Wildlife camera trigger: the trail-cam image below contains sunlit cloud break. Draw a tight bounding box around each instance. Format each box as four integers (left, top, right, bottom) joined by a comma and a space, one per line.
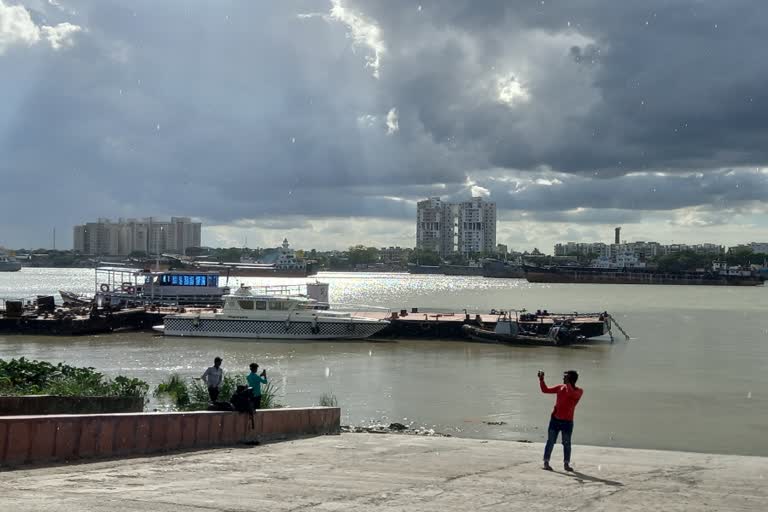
329, 0, 386, 78
0, 0, 82, 54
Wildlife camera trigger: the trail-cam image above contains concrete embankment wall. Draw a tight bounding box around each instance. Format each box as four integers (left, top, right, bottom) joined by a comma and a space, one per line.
0, 395, 144, 416
0, 407, 340, 468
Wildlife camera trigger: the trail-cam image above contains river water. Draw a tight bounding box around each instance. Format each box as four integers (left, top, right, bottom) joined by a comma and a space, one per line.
2, 268, 767, 456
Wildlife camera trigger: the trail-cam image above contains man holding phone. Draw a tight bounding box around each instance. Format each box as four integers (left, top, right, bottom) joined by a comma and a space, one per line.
247, 363, 268, 409
538, 369, 583, 471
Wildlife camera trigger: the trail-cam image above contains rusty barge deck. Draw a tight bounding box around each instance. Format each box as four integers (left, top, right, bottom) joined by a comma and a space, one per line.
0, 304, 608, 340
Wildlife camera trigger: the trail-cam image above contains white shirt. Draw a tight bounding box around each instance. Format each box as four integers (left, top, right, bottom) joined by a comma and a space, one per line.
201, 366, 224, 388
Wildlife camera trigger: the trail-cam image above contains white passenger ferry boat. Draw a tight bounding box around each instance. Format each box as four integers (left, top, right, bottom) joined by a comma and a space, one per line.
156, 283, 389, 340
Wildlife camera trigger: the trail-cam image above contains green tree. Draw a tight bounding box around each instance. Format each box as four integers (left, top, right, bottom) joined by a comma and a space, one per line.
408, 249, 441, 266
726, 246, 754, 267
654, 250, 712, 272
215, 247, 244, 263
445, 252, 469, 265
347, 245, 380, 265
185, 246, 208, 257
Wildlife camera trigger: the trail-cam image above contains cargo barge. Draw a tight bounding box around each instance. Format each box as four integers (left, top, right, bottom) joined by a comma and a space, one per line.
524, 265, 765, 286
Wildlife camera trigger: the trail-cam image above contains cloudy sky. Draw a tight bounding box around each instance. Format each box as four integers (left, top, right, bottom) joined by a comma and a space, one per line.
1, 0, 767, 252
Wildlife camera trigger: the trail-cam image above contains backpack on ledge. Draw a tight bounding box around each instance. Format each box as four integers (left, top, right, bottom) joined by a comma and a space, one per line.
208, 401, 235, 412
231, 385, 254, 414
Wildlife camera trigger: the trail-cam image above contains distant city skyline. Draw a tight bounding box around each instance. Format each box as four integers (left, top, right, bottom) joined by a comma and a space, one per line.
0, 210, 768, 253
73, 217, 201, 256
2, 2, 768, 251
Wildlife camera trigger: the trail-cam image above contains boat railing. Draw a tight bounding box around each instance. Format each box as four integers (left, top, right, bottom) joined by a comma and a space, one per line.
303, 302, 390, 314
244, 284, 312, 296
98, 292, 224, 307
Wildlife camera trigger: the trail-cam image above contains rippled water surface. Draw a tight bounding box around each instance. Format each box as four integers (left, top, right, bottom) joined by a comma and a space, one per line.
2, 268, 768, 456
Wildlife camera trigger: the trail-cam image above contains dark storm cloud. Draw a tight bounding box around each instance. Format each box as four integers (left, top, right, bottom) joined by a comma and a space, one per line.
478, 169, 768, 213
1, 0, 767, 248
350, 0, 768, 175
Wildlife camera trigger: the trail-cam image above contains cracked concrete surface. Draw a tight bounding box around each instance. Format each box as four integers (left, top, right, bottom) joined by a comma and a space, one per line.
1, 434, 766, 511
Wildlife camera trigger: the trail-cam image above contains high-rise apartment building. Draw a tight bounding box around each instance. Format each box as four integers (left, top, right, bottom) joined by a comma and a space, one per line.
73, 217, 202, 256
416, 197, 497, 257
416, 198, 453, 256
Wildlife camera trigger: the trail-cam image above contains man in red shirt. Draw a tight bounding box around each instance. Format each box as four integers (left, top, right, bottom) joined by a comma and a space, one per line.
538, 369, 583, 471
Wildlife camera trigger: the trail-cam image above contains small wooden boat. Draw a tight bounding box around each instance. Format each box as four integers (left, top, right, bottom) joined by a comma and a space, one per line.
59, 290, 92, 306
461, 312, 587, 346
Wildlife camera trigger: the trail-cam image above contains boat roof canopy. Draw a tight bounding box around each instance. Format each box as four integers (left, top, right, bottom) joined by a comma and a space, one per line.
227, 293, 313, 302
96, 265, 220, 276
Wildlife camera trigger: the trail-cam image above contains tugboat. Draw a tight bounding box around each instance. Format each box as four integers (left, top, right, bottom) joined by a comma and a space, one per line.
0, 250, 22, 272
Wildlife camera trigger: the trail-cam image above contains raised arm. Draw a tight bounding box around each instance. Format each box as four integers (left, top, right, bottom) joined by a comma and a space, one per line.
539, 376, 560, 394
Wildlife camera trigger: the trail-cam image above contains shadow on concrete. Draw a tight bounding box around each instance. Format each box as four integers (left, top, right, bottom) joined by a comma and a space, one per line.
568, 471, 624, 487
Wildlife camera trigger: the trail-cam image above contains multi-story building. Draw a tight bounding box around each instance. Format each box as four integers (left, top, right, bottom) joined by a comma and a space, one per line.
456, 197, 497, 255
73, 217, 202, 256
416, 197, 496, 257
416, 198, 452, 256
554, 242, 608, 258
748, 242, 768, 254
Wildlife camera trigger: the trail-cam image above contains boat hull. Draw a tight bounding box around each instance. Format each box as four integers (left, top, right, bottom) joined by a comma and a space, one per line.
160, 317, 388, 340
407, 264, 443, 275
462, 325, 585, 346
0, 262, 22, 272
440, 265, 485, 276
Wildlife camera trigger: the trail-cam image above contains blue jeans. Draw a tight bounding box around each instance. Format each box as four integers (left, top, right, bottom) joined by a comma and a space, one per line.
543, 416, 574, 463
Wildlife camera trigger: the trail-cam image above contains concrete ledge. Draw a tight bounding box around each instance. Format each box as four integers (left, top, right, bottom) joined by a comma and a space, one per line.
0, 407, 340, 468
0, 395, 144, 416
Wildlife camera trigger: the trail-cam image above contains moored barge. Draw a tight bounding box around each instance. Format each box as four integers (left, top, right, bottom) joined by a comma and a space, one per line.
524, 265, 764, 286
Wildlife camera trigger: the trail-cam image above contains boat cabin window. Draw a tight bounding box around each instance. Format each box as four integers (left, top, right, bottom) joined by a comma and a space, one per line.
150, 274, 218, 286
268, 301, 291, 311
238, 300, 254, 310
255, 301, 267, 310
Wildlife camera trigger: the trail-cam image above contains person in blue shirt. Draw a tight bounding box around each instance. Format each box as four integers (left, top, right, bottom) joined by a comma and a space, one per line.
246, 363, 268, 409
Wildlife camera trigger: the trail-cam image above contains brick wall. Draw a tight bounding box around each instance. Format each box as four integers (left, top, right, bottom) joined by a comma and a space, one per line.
0, 407, 340, 468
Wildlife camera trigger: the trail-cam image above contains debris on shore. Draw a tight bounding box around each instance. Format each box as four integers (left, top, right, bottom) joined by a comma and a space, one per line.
341, 422, 452, 437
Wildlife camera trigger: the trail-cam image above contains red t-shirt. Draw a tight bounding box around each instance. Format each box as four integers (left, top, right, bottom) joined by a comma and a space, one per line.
539, 379, 583, 421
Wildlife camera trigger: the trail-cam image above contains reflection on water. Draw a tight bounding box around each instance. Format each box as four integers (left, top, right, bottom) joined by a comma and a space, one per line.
1, 268, 768, 456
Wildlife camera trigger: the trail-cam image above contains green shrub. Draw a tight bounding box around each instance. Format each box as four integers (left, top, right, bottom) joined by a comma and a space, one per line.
318, 392, 338, 407
155, 373, 282, 411
259, 381, 282, 409
0, 357, 148, 401
153, 373, 191, 408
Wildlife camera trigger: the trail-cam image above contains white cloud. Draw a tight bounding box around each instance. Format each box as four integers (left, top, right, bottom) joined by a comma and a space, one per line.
385, 107, 399, 134
0, 0, 81, 54
470, 185, 490, 197
205, 216, 415, 251
496, 74, 530, 106
41, 21, 80, 49
357, 113, 378, 127
329, 0, 386, 78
